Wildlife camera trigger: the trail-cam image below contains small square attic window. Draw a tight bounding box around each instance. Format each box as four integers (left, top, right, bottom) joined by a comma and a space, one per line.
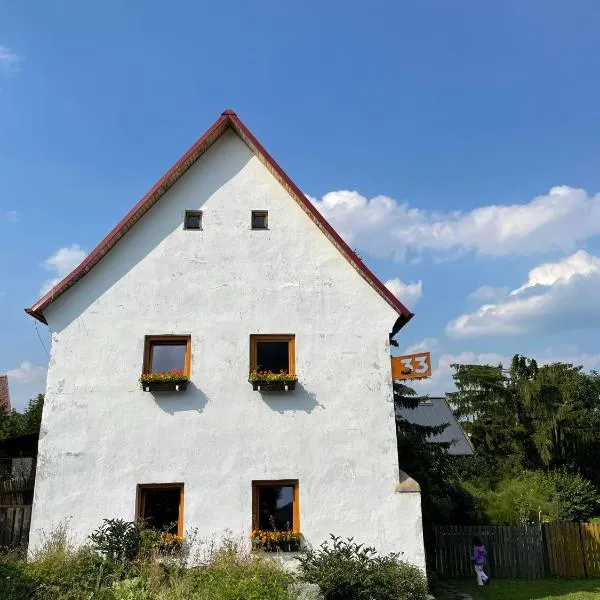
251, 211, 268, 229
184, 211, 202, 230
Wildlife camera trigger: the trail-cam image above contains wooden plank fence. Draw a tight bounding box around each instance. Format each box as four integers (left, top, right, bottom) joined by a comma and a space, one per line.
0, 505, 32, 550
434, 525, 546, 579
435, 523, 600, 579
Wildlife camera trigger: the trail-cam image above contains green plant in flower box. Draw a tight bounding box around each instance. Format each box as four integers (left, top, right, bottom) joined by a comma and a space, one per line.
139, 369, 189, 384
249, 369, 297, 382
251, 529, 303, 552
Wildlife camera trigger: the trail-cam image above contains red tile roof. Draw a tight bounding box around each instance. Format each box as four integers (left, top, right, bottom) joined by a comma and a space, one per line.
25, 110, 414, 328
0, 375, 11, 413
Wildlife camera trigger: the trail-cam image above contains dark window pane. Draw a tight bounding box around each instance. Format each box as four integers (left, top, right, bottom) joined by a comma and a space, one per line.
252, 211, 268, 229
185, 212, 202, 229
151, 343, 186, 373
258, 485, 294, 531
256, 341, 289, 373
142, 488, 180, 533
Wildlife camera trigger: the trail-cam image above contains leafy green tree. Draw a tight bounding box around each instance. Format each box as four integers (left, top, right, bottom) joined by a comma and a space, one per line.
0, 394, 44, 440
449, 355, 600, 485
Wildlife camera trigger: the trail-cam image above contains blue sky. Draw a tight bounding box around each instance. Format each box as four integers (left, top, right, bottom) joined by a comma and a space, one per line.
2, 1, 600, 409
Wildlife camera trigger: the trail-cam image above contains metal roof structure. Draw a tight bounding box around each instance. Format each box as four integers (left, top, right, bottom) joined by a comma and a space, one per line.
395, 396, 473, 455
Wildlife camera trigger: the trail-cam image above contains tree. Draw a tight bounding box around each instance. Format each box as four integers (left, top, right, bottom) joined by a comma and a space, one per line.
0, 394, 44, 440
449, 355, 600, 484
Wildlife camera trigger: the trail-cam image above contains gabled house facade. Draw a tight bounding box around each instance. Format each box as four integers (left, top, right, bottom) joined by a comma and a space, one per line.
25, 110, 425, 567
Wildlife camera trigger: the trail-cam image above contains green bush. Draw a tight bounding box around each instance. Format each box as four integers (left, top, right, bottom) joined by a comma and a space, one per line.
188, 541, 294, 600
0, 558, 34, 600
90, 519, 142, 564
464, 470, 600, 525
548, 470, 600, 522
298, 535, 427, 600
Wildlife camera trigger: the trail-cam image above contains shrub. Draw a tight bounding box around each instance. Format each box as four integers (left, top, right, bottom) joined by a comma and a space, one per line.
288, 581, 323, 600
188, 540, 294, 600
0, 558, 34, 600
24, 528, 121, 599
298, 535, 427, 600
90, 519, 142, 564
548, 470, 600, 522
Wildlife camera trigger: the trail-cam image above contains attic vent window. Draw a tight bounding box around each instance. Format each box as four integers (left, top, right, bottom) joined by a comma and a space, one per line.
251, 211, 268, 230
184, 211, 202, 230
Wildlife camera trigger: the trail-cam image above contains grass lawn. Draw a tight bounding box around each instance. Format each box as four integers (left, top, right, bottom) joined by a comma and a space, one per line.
437, 578, 600, 600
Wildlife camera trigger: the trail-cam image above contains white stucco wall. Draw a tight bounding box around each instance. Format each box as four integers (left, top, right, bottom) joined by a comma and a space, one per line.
29, 130, 425, 568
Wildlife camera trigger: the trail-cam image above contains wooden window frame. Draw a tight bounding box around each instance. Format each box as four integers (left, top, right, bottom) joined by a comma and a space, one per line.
143, 335, 191, 377
251, 210, 269, 230
252, 479, 300, 532
249, 334, 295, 376
136, 483, 185, 538
184, 210, 203, 230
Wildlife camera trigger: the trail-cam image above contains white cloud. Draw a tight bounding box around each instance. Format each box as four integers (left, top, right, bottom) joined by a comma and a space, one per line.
7, 361, 47, 384
446, 250, 600, 338
468, 285, 509, 304
404, 337, 441, 354
310, 186, 600, 261
0, 45, 20, 74
40, 244, 87, 295
2, 210, 17, 222
384, 278, 422, 308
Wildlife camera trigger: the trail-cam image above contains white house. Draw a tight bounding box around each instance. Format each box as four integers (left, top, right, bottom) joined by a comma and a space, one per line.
26, 110, 425, 567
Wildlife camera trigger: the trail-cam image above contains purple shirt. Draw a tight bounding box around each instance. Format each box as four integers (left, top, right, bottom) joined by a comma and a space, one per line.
472, 545, 486, 566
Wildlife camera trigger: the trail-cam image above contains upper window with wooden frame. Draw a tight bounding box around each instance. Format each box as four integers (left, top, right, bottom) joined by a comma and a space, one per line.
251, 210, 268, 230
140, 335, 191, 392
184, 210, 202, 230
251, 480, 301, 551
137, 483, 184, 538
249, 334, 296, 391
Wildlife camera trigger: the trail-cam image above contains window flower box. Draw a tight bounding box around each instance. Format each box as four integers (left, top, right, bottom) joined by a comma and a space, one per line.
139, 370, 189, 392
251, 530, 303, 553
249, 370, 297, 392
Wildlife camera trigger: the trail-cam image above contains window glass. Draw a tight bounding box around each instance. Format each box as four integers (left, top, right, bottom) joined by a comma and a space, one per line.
185, 211, 202, 230
150, 343, 187, 373
256, 341, 289, 373
257, 485, 294, 531
252, 211, 268, 229
140, 487, 181, 534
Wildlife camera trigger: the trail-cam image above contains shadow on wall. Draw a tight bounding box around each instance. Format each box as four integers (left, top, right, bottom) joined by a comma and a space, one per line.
151, 383, 209, 415
47, 132, 252, 331
258, 382, 322, 414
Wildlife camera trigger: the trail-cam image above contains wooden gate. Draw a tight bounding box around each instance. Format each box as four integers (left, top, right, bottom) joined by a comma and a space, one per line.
0, 505, 32, 550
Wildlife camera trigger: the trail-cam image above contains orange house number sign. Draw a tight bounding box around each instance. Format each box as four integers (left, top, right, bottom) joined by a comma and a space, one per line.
391, 352, 432, 380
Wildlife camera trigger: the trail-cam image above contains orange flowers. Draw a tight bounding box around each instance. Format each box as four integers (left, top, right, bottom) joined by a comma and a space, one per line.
251, 529, 303, 550
162, 532, 183, 544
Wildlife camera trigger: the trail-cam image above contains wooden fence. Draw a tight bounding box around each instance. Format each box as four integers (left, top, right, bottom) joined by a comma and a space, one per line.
0, 505, 32, 550
434, 523, 600, 579
434, 525, 546, 579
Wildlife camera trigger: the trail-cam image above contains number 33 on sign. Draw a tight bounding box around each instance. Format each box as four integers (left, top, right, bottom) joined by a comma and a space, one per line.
390, 352, 432, 380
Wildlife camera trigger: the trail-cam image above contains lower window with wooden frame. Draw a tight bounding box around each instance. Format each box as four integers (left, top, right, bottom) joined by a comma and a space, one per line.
251, 480, 302, 552
137, 483, 184, 543
249, 334, 297, 391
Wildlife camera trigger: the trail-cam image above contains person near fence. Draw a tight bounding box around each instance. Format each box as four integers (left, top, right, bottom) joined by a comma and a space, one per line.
472, 537, 489, 586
